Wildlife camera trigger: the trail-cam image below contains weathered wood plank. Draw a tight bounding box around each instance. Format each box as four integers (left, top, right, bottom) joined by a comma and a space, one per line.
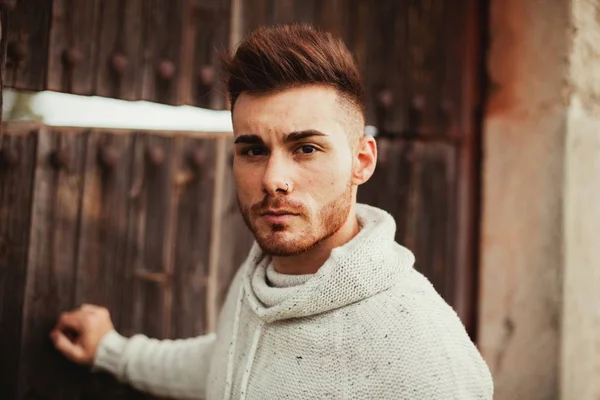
363, 0, 409, 134
119, 133, 145, 340
239, 0, 271, 34
313, 0, 344, 37
74, 131, 148, 400
144, 134, 176, 339
74, 131, 133, 315
4, 0, 52, 90
358, 138, 457, 305
214, 137, 253, 319
47, 0, 102, 95
452, 0, 482, 336
122, 134, 176, 339
95, 0, 145, 101
170, 136, 216, 338
272, 0, 315, 24
358, 137, 414, 242
413, 141, 457, 303
189, 0, 231, 109
439, 0, 465, 139
119, 133, 223, 341
16, 128, 89, 398
405, 0, 446, 136
139, 0, 187, 105
1, 7, 8, 113
0, 127, 37, 398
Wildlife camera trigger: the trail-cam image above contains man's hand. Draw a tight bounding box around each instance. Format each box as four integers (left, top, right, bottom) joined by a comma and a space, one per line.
49, 304, 115, 366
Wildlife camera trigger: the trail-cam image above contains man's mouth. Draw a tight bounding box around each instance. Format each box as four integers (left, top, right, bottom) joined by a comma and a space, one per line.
260, 209, 298, 216
259, 209, 299, 224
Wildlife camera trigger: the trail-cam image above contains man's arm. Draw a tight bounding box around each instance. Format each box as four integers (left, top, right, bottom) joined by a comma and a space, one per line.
50, 304, 216, 400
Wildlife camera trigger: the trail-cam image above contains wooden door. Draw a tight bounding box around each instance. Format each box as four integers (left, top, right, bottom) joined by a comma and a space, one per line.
0, 0, 485, 398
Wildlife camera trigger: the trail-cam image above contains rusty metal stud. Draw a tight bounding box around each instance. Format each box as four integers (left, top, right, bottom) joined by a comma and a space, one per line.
157, 60, 175, 80
188, 147, 206, 169
376, 89, 393, 108
441, 100, 455, 116
62, 48, 83, 67
198, 65, 216, 86
110, 52, 128, 74
376, 137, 390, 164
98, 145, 119, 168
441, 99, 453, 111
0, 0, 17, 11
0, 148, 20, 168
411, 95, 426, 110
7, 41, 27, 65
49, 149, 70, 170
146, 145, 165, 165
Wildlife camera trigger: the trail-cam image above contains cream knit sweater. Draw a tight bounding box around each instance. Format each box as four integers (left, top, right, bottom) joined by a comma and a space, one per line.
94, 204, 494, 399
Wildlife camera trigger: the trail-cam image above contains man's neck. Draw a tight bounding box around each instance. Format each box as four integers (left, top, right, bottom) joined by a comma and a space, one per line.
272, 211, 360, 275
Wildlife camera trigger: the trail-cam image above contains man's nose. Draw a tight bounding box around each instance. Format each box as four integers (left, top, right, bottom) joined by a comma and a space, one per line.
262, 153, 292, 195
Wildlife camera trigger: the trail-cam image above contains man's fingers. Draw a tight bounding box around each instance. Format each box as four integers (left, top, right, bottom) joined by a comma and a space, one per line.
80, 304, 108, 317
55, 311, 83, 333
50, 306, 112, 367
80, 304, 96, 312
50, 330, 88, 364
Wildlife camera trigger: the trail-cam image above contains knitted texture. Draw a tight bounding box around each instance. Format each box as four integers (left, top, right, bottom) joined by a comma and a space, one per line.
94, 204, 494, 399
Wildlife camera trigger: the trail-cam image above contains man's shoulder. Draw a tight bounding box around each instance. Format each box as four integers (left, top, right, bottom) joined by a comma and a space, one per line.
323, 273, 493, 396
338, 268, 470, 344
352, 266, 451, 315
331, 271, 493, 397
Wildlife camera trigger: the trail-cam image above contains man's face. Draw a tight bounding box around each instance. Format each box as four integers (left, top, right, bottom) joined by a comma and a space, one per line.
232, 86, 366, 256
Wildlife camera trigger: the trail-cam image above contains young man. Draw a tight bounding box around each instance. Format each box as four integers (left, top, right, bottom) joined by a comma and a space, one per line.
51, 24, 493, 399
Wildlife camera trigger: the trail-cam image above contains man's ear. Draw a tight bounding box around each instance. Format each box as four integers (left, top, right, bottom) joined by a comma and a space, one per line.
352, 135, 377, 185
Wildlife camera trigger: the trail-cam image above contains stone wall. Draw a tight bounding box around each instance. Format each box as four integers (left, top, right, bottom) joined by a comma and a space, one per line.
561, 1, 600, 399
477, 0, 571, 399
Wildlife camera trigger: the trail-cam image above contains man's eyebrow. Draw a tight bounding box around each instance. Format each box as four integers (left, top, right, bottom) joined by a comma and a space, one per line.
233, 130, 328, 145
284, 130, 328, 143
233, 134, 263, 144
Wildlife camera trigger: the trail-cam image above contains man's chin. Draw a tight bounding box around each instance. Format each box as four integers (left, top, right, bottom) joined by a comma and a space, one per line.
254, 232, 306, 257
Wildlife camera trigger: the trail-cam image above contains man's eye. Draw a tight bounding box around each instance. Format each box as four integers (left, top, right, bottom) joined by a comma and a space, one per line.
296, 145, 317, 154
242, 147, 268, 156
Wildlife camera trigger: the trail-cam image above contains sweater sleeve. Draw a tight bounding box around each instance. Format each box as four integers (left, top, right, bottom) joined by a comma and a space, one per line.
93, 330, 217, 399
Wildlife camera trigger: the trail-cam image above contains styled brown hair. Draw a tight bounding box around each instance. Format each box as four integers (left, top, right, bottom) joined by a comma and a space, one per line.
221, 24, 365, 121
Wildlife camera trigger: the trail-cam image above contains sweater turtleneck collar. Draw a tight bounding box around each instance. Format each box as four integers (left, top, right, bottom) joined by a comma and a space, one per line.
250, 262, 313, 308
241, 203, 415, 323
265, 262, 313, 288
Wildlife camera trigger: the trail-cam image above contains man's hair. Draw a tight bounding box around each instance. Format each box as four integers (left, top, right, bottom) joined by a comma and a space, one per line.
221, 24, 365, 124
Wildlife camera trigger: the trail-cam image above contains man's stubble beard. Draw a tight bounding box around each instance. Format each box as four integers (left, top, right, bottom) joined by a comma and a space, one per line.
238, 182, 353, 257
